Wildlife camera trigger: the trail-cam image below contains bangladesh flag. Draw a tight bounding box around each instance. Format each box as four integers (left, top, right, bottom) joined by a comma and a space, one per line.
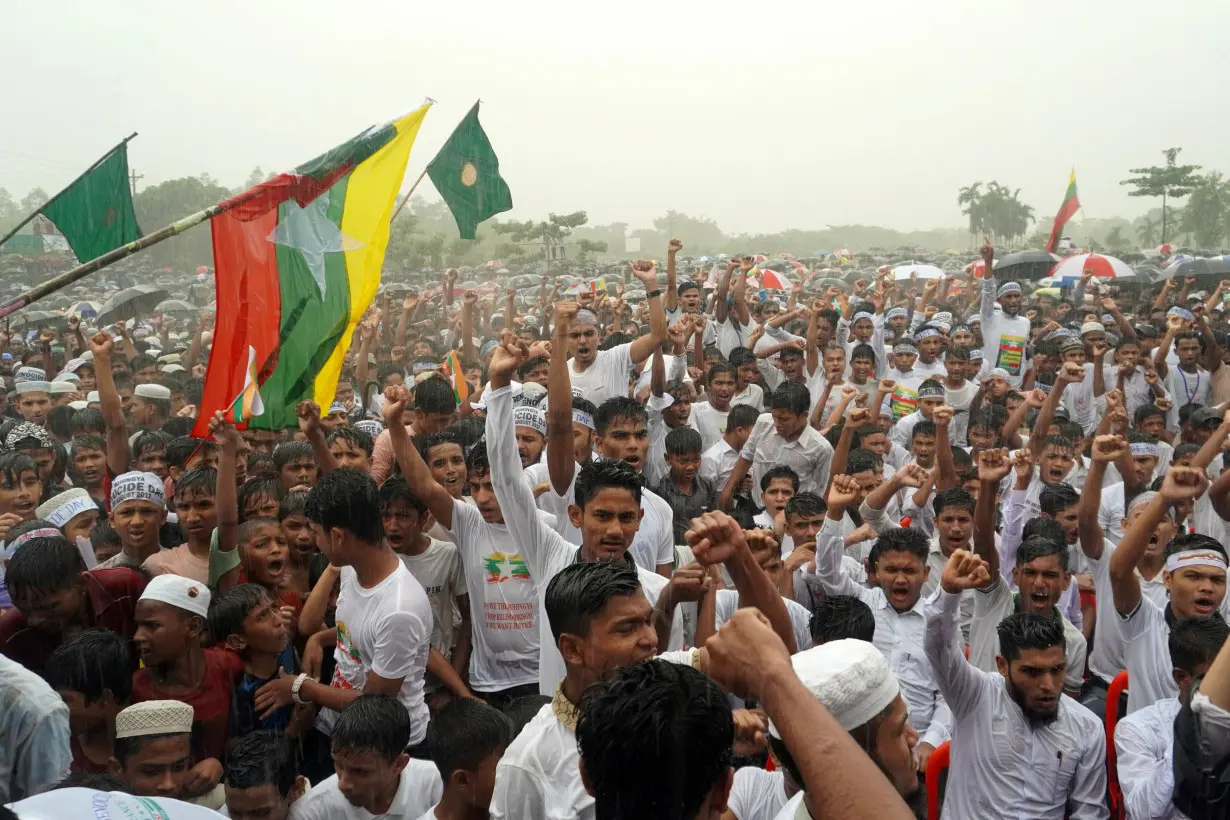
191, 105, 430, 434
1045, 170, 1080, 254
427, 102, 512, 239
39, 143, 142, 262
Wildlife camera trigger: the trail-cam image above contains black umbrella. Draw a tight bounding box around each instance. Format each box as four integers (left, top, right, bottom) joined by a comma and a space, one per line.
96, 284, 170, 325
994, 249, 1061, 281
1162, 257, 1230, 280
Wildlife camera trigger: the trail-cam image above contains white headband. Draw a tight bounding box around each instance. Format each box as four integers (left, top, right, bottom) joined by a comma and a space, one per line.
1165, 549, 1228, 574
514, 406, 547, 436
852, 311, 874, 322
1129, 442, 1160, 458
111, 471, 166, 510
573, 409, 595, 430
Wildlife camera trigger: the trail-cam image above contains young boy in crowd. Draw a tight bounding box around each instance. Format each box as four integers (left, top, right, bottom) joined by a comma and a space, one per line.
45, 627, 134, 774
131, 430, 172, 480
280, 491, 326, 598
109, 700, 198, 801
98, 471, 168, 572
208, 584, 300, 737
327, 427, 373, 473
727, 347, 765, 411
699, 402, 759, 494
90, 519, 123, 565
69, 434, 108, 502
423, 699, 514, 820
656, 426, 716, 544
36, 486, 100, 545
143, 467, 217, 583
223, 730, 311, 820
239, 477, 285, 522
753, 465, 800, 536
273, 441, 318, 491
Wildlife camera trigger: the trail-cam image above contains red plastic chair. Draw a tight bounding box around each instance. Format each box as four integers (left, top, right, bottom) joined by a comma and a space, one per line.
1106, 672, 1129, 820
926, 740, 951, 820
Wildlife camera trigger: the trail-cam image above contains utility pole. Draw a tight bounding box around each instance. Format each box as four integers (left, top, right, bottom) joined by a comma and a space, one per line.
129, 167, 143, 196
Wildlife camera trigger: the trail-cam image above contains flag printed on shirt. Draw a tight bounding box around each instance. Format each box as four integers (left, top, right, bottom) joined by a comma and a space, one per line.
484, 552, 532, 583
996, 335, 1026, 377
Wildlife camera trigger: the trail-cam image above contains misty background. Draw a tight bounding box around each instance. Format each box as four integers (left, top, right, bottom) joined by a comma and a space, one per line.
3, 0, 1229, 270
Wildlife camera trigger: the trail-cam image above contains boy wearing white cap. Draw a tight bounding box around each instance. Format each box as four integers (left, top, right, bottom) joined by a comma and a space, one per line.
110, 699, 196, 800
129, 383, 172, 431
14, 380, 51, 426
36, 487, 100, 544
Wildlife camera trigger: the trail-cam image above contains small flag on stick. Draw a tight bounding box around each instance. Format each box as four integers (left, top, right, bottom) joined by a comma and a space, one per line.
443, 351, 471, 404
229, 346, 265, 425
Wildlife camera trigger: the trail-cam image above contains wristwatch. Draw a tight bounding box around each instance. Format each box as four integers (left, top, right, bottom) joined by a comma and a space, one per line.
291, 672, 309, 705
645, 289, 663, 300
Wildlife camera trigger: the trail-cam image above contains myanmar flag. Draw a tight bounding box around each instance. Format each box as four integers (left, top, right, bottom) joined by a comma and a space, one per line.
192, 105, 429, 435
427, 102, 512, 239
1045, 170, 1080, 254
38, 143, 142, 262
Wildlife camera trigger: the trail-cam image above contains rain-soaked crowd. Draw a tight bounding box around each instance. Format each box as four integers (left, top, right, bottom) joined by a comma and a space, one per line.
1, 240, 1230, 820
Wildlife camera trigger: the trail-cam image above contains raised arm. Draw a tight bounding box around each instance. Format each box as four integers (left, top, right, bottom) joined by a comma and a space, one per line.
87, 331, 130, 475
978, 239, 997, 322
925, 550, 992, 717
206, 412, 241, 572
932, 405, 957, 490
826, 406, 869, 495
383, 386, 456, 530
296, 401, 341, 476
1079, 437, 1124, 561
665, 238, 681, 312
628, 260, 668, 364
546, 302, 578, 496
715, 261, 736, 325
973, 448, 1013, 578
815, 476, 871, 597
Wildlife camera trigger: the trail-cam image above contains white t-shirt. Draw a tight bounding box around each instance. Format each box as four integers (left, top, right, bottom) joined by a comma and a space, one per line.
321, 562, 433, 744
728, 767, 789, 820
396, 539, 465, 659
714, 589, 812, 653
448, 499, 542, 692
689, 401, 730, 453
568, 343, 634, 407
290, 761, 442, 820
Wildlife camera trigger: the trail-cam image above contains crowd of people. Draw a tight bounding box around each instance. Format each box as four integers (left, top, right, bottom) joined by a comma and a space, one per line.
1, 237, 1230, 820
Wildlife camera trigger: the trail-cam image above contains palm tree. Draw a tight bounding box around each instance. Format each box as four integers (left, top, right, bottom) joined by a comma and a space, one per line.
957, 182, 982, 245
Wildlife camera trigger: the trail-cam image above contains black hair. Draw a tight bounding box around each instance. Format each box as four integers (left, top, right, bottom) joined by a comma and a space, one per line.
207, 583, 273, 643
328, 426, 374, 458
1164, 532, 1228, 561
70, 434, 107, 455
810, 595, 875, 644
71, 407, 106, 436
238, 477, 286, 523
594, 396, 647, 436
175, 466, 218, 501
1173, 443, 1201, 462
1022, 517, 1065, 546
426, 699, 514, 783
932, 487, 975, 516
576, 660, 733, 820
131, 429, 171, 461
502, 694, 553, 736
416, 430, 464, 464
910, 420, 938, 441
1175, 330, 1207, 353
867, 527, 930, 569
465, 440, 491, 476
727, 347, 756, 368
768, 382, 810, 416
846, 448, 881, 477
1134, 403, 1166, 426
161, 417, 196, 438
129, 354, 157, 374
90, 518, 120, 550
5, 533, 84, 599
52, 772, 131, 793
946, 345, 970, 362
1016, 535, 1070, 572
376, 363, 404, 385
306, 468, 383, 544
707, 361, 737, 383
1041, 434, 1074, 454
545, 559, 641, 644
572, 395, 598, 418
850, 342, 877, 363
415, 376, 457, 414
598, 332, 633, 351
665, 426, 703, 456
47, 405, 75, 441
272, 440, 313, 471
378, 476, 428, 516
997, 612, 1065, 662
114, 730, 192, 765
224, 730, 300, 797
331, 693, 412, 762
784, 491, 826, 520
184, 378, 205, 407
247, 452, 275, 479
726, 403, 760, 431
760, 464, 800, 493
574, 459, 643, 510
1169, 617, 1230, 675
1057, 421, 1084, 445
1039, 483, 1080, 516
44, 628, 133, 703
0, 451, 39, 488
278, 490, 309, 522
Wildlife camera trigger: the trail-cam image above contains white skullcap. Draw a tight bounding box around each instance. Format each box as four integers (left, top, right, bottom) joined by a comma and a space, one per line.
36, 488, 97, 529
12, 366, 46, 383
140, 574, 210, 619
134, 383, 172, 400
161, 364, 186, 374
111, 471, 166, 510
48, 381, 76, 395
1080, 322, 1105, 336
86, 391, 100, 403
14, 381, 51, 395
68, 401, 88, 411
115, 700, 194, 739
56, 372, 81, 384
157, 353, 181, 364
769, 639, 900, 737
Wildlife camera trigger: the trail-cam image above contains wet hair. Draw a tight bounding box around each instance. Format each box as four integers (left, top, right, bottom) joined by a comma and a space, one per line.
665, 426, 703, 457
305, 468, 383, 545
599, 332, 633, 351
997, 612, 1065, 662
415, 375, 458, 414
1041, 435, 1074, 454
933, 487, 975, 516
867, 527, 930, 570
502, 695, 553, 736
810, 595, 875, 644
594, 396, 648, 436
160, 417, 195, 438
846, 448, 881, 477
946, 345, 970, 362
70, 434, 106, 454
1057, 422, 1084, 445
331, 693, 412, 762
572, 396, 598, 418
1169, 617, 1230, 675
545, 559, 642, 644
448, 417, 486, 451
129, 354, 158, 375
850, 343, 877, 363
47, 405, 75, 442
328, 426, 374, 458
416, 430, 464, 464
52, 772, 131, 793
726, 403, 760, 431
5, 533, 84, 599
427, 699, 514, 783
225, 730, 300, 797
90, 519, 120, 552
768, 382, 810, 416
910, 420, 938, 441
278, 490, 310, 522
71, 407, 106, 436
707, 361, 737, 383
207, 583, 273, 644
1164, 532, 1228, 561
1172, 443, 1201, 463
784, 492, 826, 521
1016, 536, 1070, 572
576, 660, 733, 820
760, 464, 800, 493
238, 477, 286, 522
272, 440, 313, 471
377, 476, 428, 516
574, 459, 643, 510
1134, 404, 1166, 427
1022, 517, 1065, 546
131, 429, 171, 462
247, 452, 276, 480
1039, 483, 1080, 516
174, 467, 217, 501
465, 440, 491, 475
375, 363, 404, 386
727, 347, 757, 368
44, 628, 133, 703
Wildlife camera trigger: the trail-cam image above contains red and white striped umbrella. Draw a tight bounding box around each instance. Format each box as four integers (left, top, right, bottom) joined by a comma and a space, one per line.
1153, 244, 1174, 255
1050, 253, 1135, 281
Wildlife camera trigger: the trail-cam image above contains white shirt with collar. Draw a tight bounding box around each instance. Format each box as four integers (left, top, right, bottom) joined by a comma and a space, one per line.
700, 438, 739, 490
289, 760, 442, 820
740, 414, 834, 510
924, 589, 1109, 820
1114, 696, 1189, 820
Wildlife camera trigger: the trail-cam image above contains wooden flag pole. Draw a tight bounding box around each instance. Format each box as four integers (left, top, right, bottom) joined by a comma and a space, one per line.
0, 132, 139, 251
389, 99, 478, 224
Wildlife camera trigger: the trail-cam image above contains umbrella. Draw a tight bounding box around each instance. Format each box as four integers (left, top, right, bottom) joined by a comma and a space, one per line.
13, 310, 68, 330
66, 301, 99, 320
994, 249, 1061, 281
1154, 244, 1175, 255
154, 299, 196, 316
96, 284, 170, 325
1050, 253, 1135, 283
760, 270, 791, 290
1162, 256, 1230, 280
891, 263, 945, 281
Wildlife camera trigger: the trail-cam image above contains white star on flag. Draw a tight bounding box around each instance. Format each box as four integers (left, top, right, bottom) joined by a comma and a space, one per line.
267, 190, 363, 299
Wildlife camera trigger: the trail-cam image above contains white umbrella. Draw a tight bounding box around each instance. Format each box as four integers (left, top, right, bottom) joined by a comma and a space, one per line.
891, 263, 945, 281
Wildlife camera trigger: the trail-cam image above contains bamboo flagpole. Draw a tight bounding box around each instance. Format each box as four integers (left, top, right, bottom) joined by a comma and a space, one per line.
0, 132, 139, 251
388, 98, 473, 224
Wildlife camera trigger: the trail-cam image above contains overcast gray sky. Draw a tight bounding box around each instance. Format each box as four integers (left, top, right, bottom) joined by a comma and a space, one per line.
3, 0, 1227, 234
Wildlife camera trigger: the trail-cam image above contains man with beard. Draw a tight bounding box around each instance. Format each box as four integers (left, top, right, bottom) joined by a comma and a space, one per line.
925, 550, 1108, 820
977, 240, 1031, 388
813, 473, 953, 773
513, 405, 546, 468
